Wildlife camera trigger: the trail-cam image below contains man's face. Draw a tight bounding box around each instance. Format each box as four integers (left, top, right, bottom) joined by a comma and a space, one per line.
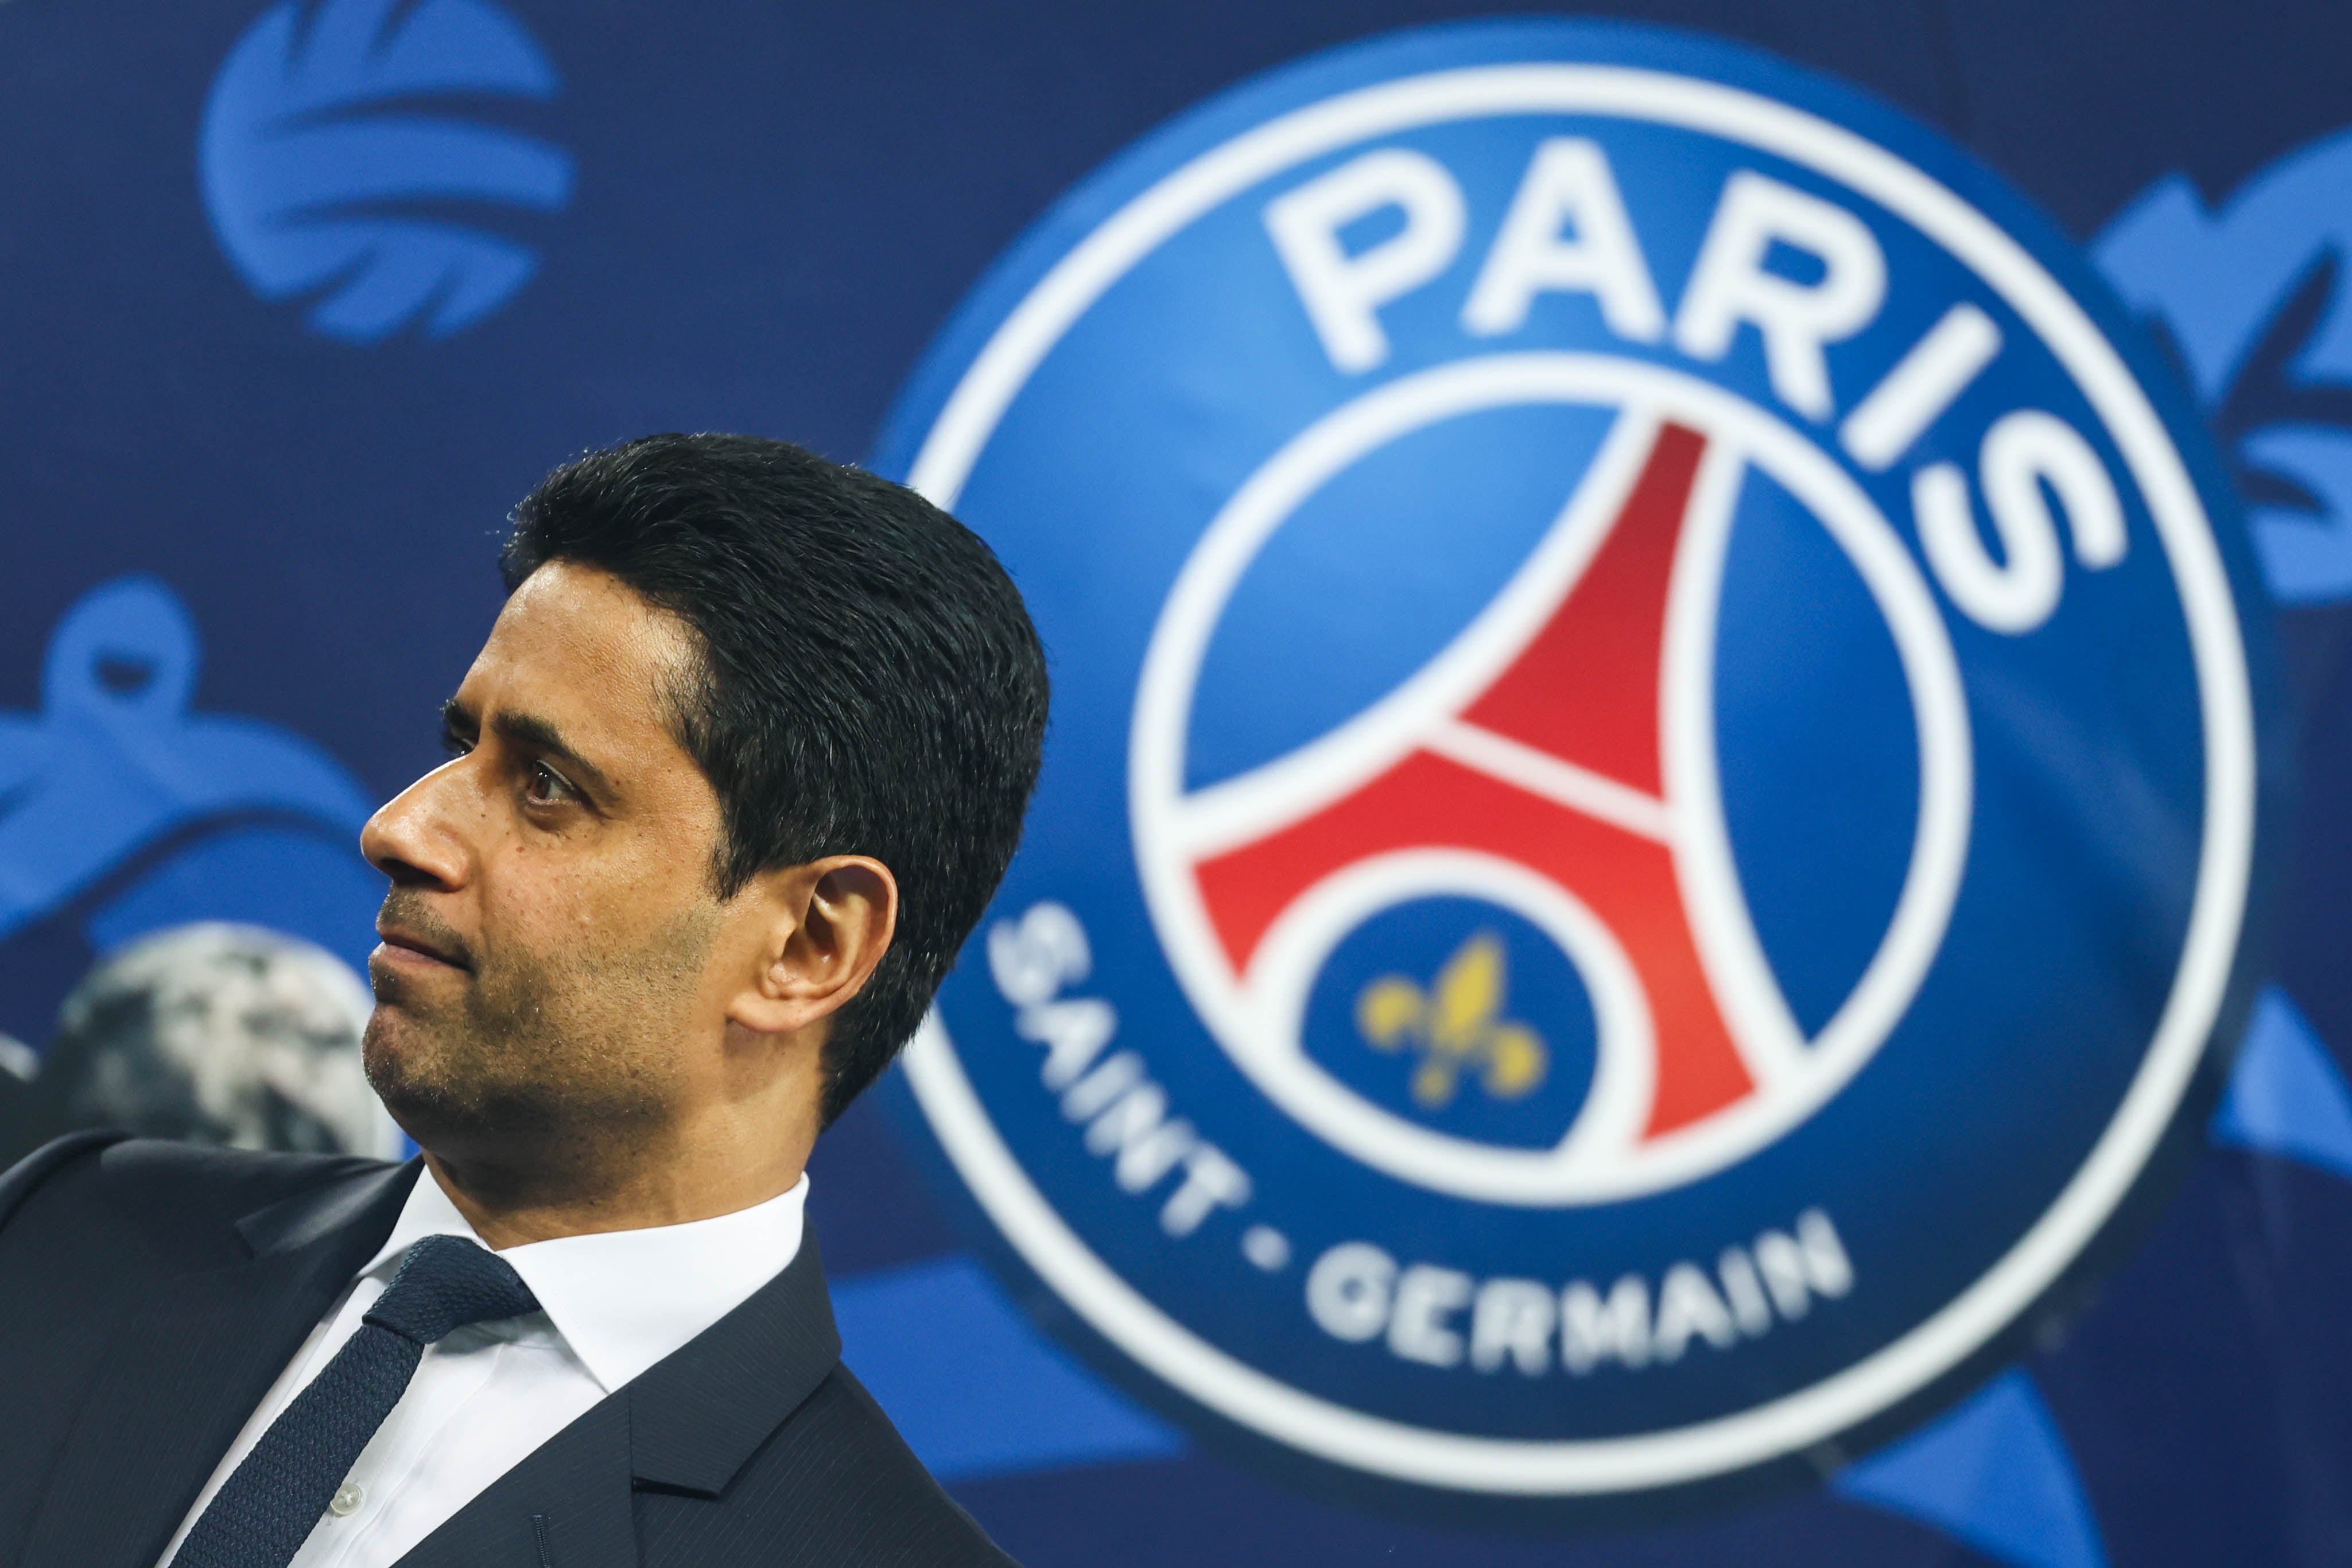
359, 561, 732, 1161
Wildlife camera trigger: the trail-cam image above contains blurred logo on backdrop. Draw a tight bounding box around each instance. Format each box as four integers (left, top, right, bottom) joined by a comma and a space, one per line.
876, 21, 2277, 1515
0, 578, 394, 1163
2098, 127, 2352, 606
200, 0, 574, 344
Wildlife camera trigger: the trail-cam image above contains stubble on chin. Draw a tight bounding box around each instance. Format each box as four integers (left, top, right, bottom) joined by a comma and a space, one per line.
362, 907, 717, 1174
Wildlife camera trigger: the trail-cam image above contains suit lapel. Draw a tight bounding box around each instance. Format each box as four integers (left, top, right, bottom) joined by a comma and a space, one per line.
391, 1399, 637, 1568
627, 1231, 842, 1496
19, 1159, 418, 1568
395, 1235, 844, 1568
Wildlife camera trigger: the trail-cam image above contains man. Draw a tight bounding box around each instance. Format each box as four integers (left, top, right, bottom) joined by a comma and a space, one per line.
0, 434, 1049, 1568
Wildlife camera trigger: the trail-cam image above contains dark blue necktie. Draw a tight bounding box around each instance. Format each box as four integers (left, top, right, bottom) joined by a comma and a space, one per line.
172, 1233, 542, 1568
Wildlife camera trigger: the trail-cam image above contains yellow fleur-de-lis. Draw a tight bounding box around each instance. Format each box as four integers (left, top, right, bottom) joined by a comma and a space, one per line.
1355, 933, 1548, 1108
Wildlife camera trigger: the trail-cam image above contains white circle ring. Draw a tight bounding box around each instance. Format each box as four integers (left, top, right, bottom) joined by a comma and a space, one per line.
897, 63, 2257, 1493
1127, 357, 1974, 1205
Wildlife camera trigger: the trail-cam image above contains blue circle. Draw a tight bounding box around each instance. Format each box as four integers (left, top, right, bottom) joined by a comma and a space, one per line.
200, 0, 574, 344
1299, 896, 1600, 1152
875, 17, 2278, 1505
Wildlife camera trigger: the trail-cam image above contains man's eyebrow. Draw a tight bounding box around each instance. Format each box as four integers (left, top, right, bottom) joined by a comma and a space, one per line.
487, 709, 618, 798
440, 698, 479, 741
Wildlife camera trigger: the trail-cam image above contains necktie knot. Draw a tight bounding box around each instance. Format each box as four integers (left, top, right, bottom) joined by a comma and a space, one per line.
362, 1233, 540, 1346
172, 1232, 542, 1568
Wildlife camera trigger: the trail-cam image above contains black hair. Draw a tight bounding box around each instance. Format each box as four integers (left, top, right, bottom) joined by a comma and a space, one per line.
501, 433, 1048, 1126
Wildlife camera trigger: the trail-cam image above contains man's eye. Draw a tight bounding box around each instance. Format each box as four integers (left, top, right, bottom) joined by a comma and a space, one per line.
441, 729, 473, 758
525, 762, 575, 804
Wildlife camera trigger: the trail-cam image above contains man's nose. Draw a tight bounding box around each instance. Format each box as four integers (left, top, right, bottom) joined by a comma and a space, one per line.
361, 760, 472, 889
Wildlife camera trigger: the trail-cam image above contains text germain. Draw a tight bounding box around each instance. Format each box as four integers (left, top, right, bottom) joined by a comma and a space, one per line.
1301, 1209, 1854, 1375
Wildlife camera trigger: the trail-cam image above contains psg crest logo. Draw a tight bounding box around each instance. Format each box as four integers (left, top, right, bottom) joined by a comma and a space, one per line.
873, 20, 2278, 1507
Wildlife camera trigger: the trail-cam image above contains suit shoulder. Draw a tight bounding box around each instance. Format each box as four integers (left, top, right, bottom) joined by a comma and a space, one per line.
0, 1135, 391, 1264
770, 1364, 1021, 1566
638, 1363, 1020, 1568
0, 1130, 124, 1231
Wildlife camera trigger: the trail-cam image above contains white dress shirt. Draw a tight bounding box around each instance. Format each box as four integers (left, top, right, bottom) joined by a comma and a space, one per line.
158, 1167, 810, 1568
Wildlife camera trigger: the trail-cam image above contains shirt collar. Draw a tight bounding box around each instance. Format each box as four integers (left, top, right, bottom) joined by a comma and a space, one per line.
363, 1166, 810, 1394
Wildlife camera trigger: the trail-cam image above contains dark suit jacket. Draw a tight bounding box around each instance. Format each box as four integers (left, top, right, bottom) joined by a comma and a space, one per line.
0, 1132, 1019, 1568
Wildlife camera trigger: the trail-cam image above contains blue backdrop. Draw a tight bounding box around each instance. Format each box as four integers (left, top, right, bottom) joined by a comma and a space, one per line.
1, 2, 2347, 1564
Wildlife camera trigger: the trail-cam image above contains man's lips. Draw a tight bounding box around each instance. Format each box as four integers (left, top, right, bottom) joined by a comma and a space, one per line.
375, 928, 469, 971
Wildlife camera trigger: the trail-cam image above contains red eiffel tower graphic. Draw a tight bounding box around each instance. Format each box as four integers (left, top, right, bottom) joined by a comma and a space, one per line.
1190, 421, 1755, 1139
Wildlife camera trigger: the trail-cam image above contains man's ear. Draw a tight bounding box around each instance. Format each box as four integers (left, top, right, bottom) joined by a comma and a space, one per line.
727, 855, 898, 1037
